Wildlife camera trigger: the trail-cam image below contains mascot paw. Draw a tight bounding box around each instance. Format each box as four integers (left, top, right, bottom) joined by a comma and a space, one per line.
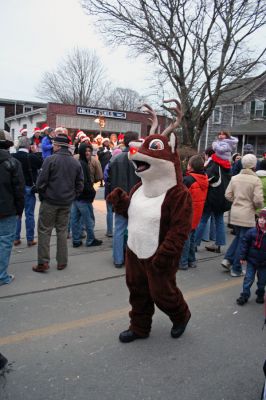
107, 187, 127, 206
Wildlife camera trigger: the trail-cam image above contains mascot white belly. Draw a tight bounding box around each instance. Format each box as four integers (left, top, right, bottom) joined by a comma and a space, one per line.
128, 186, 166, 258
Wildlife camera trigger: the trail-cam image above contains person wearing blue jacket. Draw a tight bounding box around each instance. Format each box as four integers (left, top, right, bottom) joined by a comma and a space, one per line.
41, 128, 55, 159
236, 208, 266, 305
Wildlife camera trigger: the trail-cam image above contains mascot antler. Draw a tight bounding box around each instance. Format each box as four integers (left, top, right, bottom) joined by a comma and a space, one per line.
141, 103, 158, 135
161, 99, 183, 137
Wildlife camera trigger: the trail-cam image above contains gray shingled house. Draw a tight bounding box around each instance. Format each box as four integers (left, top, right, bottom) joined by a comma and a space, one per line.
199, 72, 266, 156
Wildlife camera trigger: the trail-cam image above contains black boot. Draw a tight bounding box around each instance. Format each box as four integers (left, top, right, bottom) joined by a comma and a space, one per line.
119, 329, 149, 343
236, 295, 248, 306
256, 296, 264, 304
171, 313, 191, 339
0, 353, 8, 369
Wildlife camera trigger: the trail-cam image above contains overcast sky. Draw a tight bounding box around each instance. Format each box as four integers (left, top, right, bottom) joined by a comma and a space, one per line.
0, 0, 150, 102
1, 0, 265, 104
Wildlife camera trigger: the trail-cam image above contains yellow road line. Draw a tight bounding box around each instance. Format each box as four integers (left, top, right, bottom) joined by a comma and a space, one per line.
0, 278, 240, 346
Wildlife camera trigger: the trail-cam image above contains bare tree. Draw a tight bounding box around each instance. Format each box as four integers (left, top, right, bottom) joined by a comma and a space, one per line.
37, 47, 107, 106
82, 0, 266, 147
104, 87, 144, 110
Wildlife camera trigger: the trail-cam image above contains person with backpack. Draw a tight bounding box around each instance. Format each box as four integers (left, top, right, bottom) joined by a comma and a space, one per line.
0, 130, 24, 286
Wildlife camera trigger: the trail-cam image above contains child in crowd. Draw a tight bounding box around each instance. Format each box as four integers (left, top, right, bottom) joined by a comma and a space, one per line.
212, 131, 238, 162
179, 154, 209, 269
236, 208, 266, 305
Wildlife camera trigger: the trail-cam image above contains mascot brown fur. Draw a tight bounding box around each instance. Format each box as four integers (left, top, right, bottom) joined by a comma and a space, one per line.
107, 100, 193, 343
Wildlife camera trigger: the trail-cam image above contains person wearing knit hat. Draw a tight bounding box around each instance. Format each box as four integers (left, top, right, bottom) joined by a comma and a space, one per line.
0, 129, 24, 286
53, 134, 70, 148
235, 207, 266, 305
222, 154, 264, 277
256, 159, 266, 212
233, 143, 260, 175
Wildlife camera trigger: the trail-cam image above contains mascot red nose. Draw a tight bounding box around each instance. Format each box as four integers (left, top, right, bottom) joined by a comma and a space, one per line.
107, 100, 193, 343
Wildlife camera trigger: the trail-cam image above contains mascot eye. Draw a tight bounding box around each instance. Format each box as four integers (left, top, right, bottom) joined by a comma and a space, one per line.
149, 139, 164, 150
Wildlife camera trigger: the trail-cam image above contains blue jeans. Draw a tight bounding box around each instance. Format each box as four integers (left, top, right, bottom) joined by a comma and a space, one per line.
180, 230, 196, 266
106, 201, 113, 235
15, 186, 36, 242
113, 213, 128, 264
195, 211, 226, 247
0, 215, 17, 285
201, 214, 216, 242
71, 201, 95, 245
241, 262, 266, 299
225, 226, 249, 274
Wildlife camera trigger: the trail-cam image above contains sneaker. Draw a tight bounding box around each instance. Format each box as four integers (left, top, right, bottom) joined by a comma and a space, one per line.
106, 233, 113, 238
188, 262, 197, 268
230, 271, 244, 277
0, 274, 15, 286
205, 244, 221, 253
236, 296, 248, 305
221, 259, 231, 271
86, 239, 103, 247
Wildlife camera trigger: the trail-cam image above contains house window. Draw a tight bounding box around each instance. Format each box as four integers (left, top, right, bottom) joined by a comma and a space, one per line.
23, 105, 33, 113
213, 106, 221, 124
23, 124, 27, 129
254, 100, 264, 118
244, 102, 251, 114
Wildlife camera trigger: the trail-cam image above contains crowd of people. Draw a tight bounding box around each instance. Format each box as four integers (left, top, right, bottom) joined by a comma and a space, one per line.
0, 126, 266, 307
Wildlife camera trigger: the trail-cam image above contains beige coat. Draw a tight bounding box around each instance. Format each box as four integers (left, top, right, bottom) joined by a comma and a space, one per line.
225, 169, 264, 227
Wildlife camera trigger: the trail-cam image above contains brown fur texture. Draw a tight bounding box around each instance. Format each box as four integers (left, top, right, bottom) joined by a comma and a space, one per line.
107, 133, 193, 336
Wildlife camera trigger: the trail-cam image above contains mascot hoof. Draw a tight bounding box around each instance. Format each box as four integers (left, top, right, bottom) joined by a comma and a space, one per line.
171, 313, 191, 339
119, 329, 149, 343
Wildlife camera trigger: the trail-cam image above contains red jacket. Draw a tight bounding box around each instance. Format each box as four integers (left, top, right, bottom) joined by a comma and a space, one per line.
184, 172, 209, 229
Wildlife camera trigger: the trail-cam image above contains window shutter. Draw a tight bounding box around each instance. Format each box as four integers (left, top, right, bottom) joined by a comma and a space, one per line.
264, 100, 266, 119
250, 100, 255, 119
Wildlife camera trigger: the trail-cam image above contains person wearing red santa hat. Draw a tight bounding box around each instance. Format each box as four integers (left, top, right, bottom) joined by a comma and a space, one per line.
30, 127, 42, 156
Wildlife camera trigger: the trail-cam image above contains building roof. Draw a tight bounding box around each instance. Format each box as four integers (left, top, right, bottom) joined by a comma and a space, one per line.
231, 119, 266, 135
5, 107, 47, 122
0, 97, 46, 106
218, 71, 266, 104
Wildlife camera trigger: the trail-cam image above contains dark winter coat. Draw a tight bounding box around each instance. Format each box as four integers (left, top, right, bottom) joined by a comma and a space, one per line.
0, 149, 25, 218
240, 227, 266, 268
109, 148, 140, 194
36, 147, 84, 206
12, 150, 42, 186
76, 143, 96, 203
204, 160, 232, 213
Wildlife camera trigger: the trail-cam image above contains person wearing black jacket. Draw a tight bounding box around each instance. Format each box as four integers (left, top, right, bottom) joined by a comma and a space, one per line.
12, 137, 42, 246
71, 143, 102, 248
0, 130, 24, 286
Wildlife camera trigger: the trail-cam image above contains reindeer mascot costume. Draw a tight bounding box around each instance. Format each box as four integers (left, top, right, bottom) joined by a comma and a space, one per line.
107, 100, 192, 343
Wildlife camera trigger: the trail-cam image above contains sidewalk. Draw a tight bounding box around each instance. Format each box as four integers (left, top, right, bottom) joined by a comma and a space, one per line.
1, 187, 233, 298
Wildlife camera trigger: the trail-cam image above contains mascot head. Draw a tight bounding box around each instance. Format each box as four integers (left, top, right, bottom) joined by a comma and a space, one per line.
128, 100, 183, 192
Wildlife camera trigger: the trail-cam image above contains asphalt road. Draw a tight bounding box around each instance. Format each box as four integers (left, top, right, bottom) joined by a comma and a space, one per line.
0, 190, 265, 400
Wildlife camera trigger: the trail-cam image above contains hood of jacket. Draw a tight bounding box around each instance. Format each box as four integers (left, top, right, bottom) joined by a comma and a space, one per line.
190, 172, 209, 191
0, 149, 11, 163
